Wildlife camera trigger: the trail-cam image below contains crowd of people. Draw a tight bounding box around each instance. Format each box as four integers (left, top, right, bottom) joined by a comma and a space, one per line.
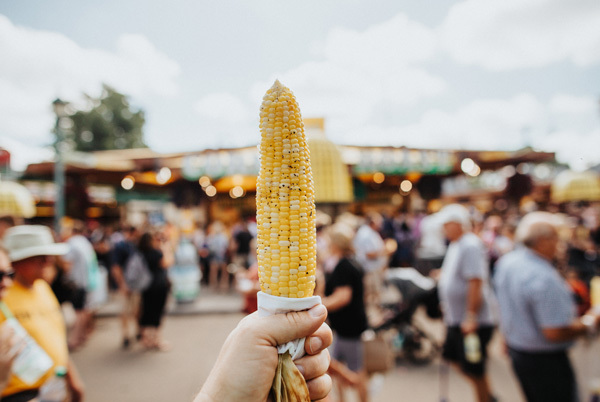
311, 202, 600, 402
0, 199, 600, 401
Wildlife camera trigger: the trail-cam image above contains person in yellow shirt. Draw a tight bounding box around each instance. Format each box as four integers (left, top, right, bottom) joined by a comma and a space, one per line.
0, 246, 23, 395
1, 225, 85, 402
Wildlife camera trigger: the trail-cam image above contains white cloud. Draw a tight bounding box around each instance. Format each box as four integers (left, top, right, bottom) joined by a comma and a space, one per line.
246, 14, 445, 132
544, 128, 600, 171
441, 0, 600, 70
335, 93, 546, 150
189, 13, 446, 151
244, 62, 446, 152
321, 14, 438, 69
3, 6, 597, 174
0, 79, 55, 144
194, 92, 250, 122
190, 92, 256, 148
112, 34, 181, 97
325, 92, 600, 169
0, 14, 181, 148
0, 136, 55, 172
188, 8, 599, 170
549, 94, 597, 115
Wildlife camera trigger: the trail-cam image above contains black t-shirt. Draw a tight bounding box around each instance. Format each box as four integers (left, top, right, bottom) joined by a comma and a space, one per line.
234, 230, 253, 255
142, 248, 168, 290
325, 257, 368, 338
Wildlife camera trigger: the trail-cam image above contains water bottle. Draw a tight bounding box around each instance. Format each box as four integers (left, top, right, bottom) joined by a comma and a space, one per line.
3, 319, 53, 385
39, 366, 68, 402
464, 333, 482, 363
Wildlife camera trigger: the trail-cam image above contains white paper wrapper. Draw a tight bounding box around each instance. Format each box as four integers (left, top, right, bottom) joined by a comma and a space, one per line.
257, 291, 322, 361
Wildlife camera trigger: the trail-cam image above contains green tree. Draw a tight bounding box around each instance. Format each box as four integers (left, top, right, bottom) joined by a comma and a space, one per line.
62, 85, 146, 152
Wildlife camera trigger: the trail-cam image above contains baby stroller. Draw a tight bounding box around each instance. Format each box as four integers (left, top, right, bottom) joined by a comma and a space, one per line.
372, 267, 442, 365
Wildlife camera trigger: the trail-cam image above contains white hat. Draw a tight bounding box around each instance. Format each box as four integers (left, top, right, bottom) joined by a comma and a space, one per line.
3, 225, 69, 262
436, 204, 472, 229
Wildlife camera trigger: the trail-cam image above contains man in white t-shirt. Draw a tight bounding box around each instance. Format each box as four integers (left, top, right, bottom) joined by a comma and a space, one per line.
62, 221, 97, 349
353, 212, 388, 306
435, 204, 498, 402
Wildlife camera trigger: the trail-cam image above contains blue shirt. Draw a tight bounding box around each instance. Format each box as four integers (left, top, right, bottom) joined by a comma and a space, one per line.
493, 247, 576, 352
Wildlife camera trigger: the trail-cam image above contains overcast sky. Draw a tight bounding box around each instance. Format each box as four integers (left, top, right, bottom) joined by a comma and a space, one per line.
1, 0, 599, 171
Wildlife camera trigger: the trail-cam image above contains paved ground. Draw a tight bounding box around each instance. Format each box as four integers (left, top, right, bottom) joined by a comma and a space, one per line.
95, 288, 245, 317
71, 290, 600, 402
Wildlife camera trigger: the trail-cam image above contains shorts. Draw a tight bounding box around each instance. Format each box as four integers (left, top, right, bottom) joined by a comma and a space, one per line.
71, 287, 87, 311
508, 348, 577, 402
210, 253, 227, 264
332, 335, 364, 372
442, 325, 494, 377
121, 290, 141, 317
1, 389, 39, 402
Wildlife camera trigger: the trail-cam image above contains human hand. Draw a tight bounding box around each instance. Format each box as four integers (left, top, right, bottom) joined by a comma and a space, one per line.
580, 310, 600, 336
461, 317, 478, 335
0, 323, 25, 388
69, 381, 85, 402
118, 283, 130, 295
66, 359, 85, 402
428, 269, 441, 281
196, 304, 332, 402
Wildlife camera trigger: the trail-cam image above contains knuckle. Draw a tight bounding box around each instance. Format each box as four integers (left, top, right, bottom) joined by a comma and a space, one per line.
285, 311, 304, 326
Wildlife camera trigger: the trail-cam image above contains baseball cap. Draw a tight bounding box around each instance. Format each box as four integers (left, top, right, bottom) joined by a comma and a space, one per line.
436, 204, 472, 229
3, 225, 69, 262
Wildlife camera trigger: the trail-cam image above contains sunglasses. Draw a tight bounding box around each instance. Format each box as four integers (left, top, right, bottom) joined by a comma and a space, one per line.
0, 271, 15, 280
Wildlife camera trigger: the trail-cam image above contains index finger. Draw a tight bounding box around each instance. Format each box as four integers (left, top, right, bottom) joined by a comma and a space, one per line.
305, 322, 332, 355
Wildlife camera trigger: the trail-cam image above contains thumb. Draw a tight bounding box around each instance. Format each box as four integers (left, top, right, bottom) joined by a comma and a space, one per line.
261, 304, 328, 347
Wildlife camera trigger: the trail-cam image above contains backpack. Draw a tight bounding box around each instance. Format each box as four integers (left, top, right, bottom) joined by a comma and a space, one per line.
124, 251, 152, 292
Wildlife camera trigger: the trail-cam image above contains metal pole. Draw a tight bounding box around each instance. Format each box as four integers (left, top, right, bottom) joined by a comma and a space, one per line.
53, 116, 65, 235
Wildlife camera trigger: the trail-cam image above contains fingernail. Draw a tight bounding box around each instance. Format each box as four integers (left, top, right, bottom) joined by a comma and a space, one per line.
308, 304, 326, 318
296, 364, 305, 376
309, 337, 323, 354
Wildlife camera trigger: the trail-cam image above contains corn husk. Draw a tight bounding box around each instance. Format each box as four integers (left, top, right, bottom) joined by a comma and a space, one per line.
270, 352, 311, 402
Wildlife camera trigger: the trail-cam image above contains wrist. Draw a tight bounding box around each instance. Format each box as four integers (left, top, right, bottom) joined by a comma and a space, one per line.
194, 391, 213, 402
195, 378, 222, 402
464, 311, 478, 322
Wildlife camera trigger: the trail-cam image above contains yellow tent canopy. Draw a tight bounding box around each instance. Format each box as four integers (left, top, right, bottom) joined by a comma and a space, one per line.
551, 170, 600, 203
0, 181, 36, 218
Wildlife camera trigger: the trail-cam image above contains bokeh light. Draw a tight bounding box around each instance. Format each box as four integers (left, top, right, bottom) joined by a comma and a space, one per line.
205, 185, 217, 197
156, 167, 172, 184
199, 176, 211, 188
121, 175, 135, 190
373, 172, 385, 184
400, 180, 413, 193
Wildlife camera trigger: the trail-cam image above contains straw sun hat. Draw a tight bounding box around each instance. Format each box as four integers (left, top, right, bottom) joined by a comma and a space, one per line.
3, 225, 69, 262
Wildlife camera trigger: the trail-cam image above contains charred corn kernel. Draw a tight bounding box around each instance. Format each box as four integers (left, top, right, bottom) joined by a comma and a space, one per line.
257, 80, 317, 298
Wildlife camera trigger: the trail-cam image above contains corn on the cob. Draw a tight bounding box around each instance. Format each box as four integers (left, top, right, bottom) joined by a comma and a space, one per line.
257, 80, 317, 299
